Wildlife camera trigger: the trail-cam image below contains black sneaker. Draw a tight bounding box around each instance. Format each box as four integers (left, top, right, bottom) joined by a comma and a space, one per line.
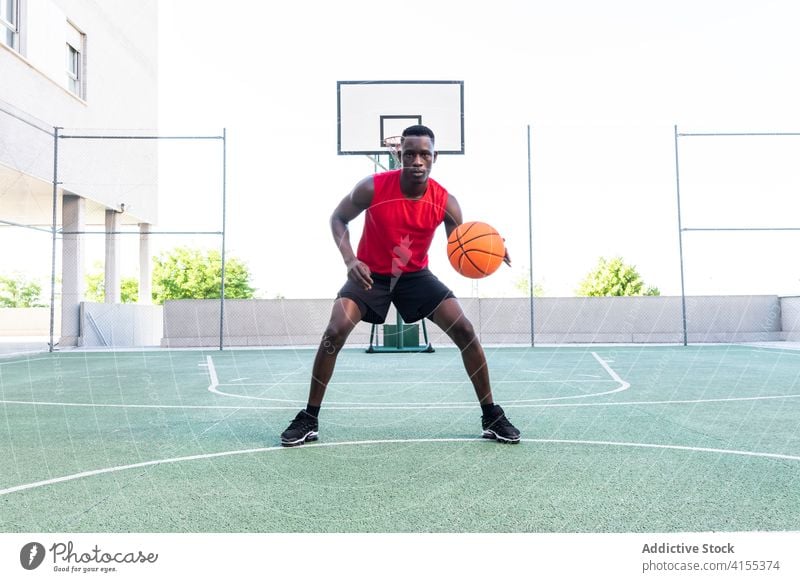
280, 410, 319, 447
481, 405, 521, 444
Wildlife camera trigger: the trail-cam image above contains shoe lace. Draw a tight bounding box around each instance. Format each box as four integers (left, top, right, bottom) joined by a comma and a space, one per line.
488, 413, 513, 429
288, 412, 315, 431
484, 407, 516, 430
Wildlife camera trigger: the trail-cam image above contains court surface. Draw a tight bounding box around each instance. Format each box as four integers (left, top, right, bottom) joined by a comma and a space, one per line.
1, 344, 799, 533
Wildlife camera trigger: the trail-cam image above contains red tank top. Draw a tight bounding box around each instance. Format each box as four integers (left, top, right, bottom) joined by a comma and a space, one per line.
356, 170, 449, 275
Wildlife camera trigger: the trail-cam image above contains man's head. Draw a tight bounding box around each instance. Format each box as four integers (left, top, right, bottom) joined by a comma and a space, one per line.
401, 124, 435, 144
399, 125, 437, 186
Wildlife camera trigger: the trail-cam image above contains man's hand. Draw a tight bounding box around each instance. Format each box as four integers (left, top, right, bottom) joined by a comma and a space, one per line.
346, 259, 373, 290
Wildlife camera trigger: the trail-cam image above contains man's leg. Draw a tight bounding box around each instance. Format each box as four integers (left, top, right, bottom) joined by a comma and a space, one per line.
280, 297, 362, 446
430, 297, 521, 443
430, 298, 492, 405
308, 297, 363, 406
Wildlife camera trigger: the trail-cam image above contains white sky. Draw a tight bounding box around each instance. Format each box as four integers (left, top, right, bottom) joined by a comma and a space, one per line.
152, 0, 800, 299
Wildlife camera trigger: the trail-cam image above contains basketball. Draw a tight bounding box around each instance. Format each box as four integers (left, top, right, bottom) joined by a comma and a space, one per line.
447, 221, 506, 278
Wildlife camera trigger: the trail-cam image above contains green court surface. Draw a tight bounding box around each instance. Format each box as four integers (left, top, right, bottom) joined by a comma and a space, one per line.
1, 345, 799, 533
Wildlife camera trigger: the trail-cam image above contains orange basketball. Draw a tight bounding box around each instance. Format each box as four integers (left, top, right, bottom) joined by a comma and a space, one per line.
447, 221, 506, 279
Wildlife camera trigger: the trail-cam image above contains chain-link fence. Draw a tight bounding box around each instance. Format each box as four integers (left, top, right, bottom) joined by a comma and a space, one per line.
674, 127, 800, 344
3, 110, 800, 352
1, 100, 229, 352
0, 101, 58, 354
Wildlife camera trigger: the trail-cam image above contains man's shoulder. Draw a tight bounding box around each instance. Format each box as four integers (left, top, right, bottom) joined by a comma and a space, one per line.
371, 169, 401, 195
428, 176, 450, 197
372, 169, 402, 181
429, 175, 447, 188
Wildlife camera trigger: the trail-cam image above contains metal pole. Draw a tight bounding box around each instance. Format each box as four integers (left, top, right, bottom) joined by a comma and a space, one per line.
388, 150, 405, 349
48, 127, 60, 353
674, 125, 688, 346
527, 125, 535, 347
219, 128, 227, 351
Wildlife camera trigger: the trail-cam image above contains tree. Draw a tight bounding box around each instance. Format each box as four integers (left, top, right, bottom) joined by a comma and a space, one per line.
151, 246, 255, 304
513, 269, 545, 297
85, 262, 139, 303
0, 274, 46, 307
576, 256, 660, 297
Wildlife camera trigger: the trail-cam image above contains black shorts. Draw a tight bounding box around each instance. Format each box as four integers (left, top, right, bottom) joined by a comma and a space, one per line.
337, 268, 456, 324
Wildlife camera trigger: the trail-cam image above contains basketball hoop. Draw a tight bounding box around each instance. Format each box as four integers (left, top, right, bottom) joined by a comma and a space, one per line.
383, 135, 403, 169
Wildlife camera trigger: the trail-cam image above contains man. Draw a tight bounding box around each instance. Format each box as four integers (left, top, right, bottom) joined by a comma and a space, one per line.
280, 125, 521, 446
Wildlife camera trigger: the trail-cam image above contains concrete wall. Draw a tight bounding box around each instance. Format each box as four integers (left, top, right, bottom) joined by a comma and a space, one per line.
523, 295, 781, 344
1, 0, 158, 133
161, 295, 786, 348
781, 296, 800, 341
0, 0, 158, 225
161, 299, 372, 348
0, 306, 60, 354
79, 302, 162, 347
0, 307, 60, 335
4, 296, 793, 350
0, 303, 159, 349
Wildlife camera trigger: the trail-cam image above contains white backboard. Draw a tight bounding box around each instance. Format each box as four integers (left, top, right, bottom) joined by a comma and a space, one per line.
337, 80, 465, 156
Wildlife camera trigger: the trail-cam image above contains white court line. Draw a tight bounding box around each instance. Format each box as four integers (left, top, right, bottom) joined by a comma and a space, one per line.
0, 400, 257, 410
2, 436, 799, 497
222, 379, 608, 385
3, 353, 797, 410
0, 351, 794, 411
205, 356, 219, 387
205, 352, 631, 406
3, 392, 800, 411
743, 343, 800, 354
0, 357, 49, 366
518, 393, 800, 409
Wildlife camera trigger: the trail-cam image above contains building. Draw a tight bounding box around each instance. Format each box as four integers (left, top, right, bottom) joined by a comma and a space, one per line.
0, 0, 158, 347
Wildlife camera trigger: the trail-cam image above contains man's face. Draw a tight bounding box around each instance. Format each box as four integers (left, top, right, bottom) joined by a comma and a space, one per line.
400, 135, 437, 184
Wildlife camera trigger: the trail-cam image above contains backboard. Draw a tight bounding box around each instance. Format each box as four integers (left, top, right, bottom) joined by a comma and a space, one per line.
337, 80, 465, 156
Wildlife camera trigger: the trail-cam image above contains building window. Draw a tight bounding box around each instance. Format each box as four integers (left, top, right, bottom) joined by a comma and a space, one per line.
66, 43, 80, 93
66, 21, 84, 98
1, 0, 18, 51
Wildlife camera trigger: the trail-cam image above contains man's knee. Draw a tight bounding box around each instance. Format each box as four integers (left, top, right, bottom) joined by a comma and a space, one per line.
448, 318, 477, 347
321, 321, 353, 349
320, 298, 361, 350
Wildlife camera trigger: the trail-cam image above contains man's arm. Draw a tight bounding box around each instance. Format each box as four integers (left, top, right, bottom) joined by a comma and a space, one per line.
443, 193, 463, 239
331, 176, 375, 290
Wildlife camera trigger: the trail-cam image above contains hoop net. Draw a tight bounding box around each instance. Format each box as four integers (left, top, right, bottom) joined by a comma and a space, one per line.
383, 135, 403, 169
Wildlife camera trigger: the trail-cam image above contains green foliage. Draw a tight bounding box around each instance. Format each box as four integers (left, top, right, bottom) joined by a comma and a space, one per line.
0, 274, 46, 307
151, 246, 255, 304
576, 256, 660, 297
84, 263, 139, 303
513, 269, 545, 297
84, 270, 104, 302
120, 278, 140, 303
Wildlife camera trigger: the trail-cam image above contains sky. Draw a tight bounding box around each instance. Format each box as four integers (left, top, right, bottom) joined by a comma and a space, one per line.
152, 1, 799, 299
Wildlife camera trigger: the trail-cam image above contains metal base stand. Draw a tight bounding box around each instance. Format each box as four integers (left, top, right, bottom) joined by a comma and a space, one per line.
366, 311, 434, 353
